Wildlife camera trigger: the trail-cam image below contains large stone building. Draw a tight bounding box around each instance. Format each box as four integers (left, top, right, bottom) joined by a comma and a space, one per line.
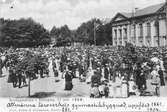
111, 2, 167, 47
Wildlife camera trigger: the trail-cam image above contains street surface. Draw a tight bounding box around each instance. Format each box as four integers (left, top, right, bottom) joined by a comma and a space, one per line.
0, 68, 167, 98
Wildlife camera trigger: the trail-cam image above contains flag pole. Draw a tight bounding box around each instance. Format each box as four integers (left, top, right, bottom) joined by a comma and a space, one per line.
94, 19, 96, 46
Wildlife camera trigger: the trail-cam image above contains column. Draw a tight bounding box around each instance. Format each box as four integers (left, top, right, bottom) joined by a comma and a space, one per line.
118, 26, 122, 45
125, 26, 128, 46
122, 26, 124, 46
151, 21, 156, 47
136, 24, 139, 46
131, 24, 134, 44
117, 27, 119, 46
159, 20, 166, 46
112, 28, 115, 46
127, 24, 131, 43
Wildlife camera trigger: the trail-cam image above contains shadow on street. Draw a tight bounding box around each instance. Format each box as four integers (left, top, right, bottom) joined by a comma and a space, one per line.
29, 92, 56, 98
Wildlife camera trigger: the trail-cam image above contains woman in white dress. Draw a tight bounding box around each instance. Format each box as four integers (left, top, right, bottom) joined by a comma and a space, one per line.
86, 67, 94, 84
151, 67, 160, 96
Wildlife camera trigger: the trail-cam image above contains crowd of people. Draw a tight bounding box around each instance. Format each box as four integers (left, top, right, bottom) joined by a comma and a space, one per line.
0, 43, 167, 98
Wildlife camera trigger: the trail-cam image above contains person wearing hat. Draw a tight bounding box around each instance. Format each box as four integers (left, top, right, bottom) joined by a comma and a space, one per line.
104, 64, 110, 81
135, 65, 142, 90
91, 70, 101, 87
90, 83, 100, 98
10, 67, 17, 88
151, 67, 160, 96
22, 71, 27, 86
17, 70, 23, 88
98, 81, 105, 97
78, 63, 84, 79
139, 69, 147, 94
64, 68, 73, 91
158, 67, 165, 86
104, 81, 109, 98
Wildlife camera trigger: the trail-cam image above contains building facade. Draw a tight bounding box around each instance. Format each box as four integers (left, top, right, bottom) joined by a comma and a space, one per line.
111, 2, 167, 47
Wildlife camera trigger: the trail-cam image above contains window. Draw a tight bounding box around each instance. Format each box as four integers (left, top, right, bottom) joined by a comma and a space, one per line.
124, 28, 127, 38
139, 24, 143, 37
147, 23, 151, 36
119, 29, 122, 39
114, 29, 117, 38
155, 21, 159, 37
132, 25, 136, 37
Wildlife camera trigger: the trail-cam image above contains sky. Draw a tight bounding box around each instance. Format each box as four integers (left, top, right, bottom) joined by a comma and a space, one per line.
0, 0, 165, 30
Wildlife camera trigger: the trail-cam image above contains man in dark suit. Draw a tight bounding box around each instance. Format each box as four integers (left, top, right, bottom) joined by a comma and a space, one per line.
78, 63, 84, 79
64, 70, 73, 90
158, 68, 165, 86
91, 71, 101, 87
17, 70, 22, 88
104, 65, 109, 80
11, 68, 17, 87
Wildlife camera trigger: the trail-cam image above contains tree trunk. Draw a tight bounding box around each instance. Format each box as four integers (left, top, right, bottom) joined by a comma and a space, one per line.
28, 76, 31, 97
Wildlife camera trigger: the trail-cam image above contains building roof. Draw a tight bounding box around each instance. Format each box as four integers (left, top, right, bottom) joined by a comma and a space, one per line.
121, 12, 132, 18
121, 2, 165, 18
135, 3, 165, 17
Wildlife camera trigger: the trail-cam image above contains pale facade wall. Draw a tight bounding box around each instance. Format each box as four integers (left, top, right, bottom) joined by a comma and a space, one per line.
159, 19, 166, 46
159, 20, 166, 36
143, 23, 147, 46
127, 24, 131, 43
112, 19, 167, 47
136, 24, 140, 46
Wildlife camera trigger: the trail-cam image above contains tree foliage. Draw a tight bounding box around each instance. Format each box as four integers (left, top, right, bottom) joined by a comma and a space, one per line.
0, 17, 113, 47
0, 18, 50, 47
50, 18, 113, 46
76, 18, 102, 45
96, 23, 112, 45
50, 25, 72, 46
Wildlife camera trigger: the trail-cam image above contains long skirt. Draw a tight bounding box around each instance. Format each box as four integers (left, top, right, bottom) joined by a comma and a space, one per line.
109, 86, 114, 98
122, 83, 128, 98
7, 74, 13, 83
115, 86, 122, 98
108, 82, 115, 98
65, 81, 73, 90
160, 75, 165, 86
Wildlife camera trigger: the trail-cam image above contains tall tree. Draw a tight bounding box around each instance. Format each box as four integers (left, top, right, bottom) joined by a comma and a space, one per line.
96, 23, 112, 45
0, 18, 51, 47
76, 18, 102, 45
50, 25, 72, 46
